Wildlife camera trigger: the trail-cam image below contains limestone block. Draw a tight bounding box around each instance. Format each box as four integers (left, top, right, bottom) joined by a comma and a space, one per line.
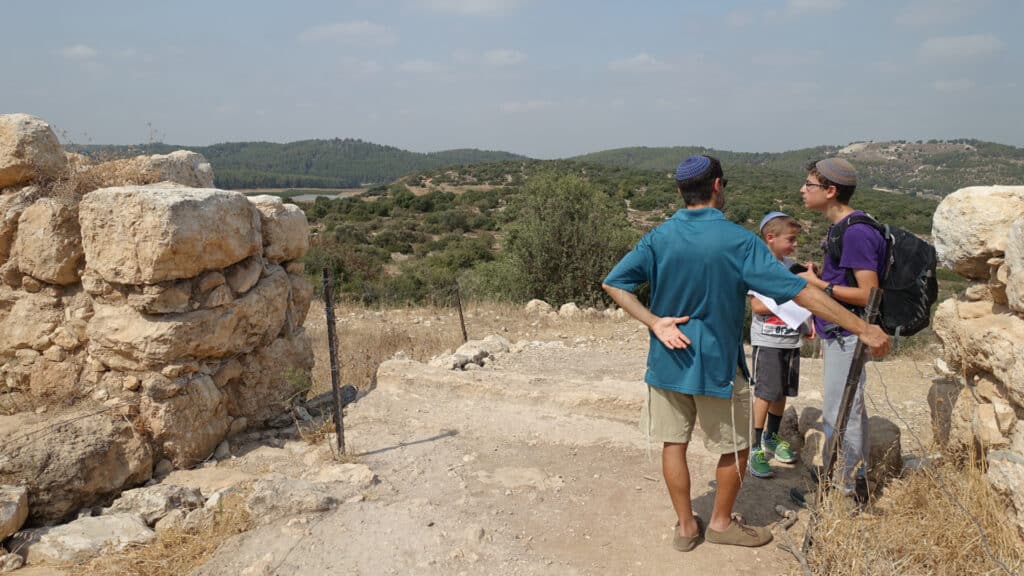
86, 268, 290, 371
0, 287, 61, 354
289, 273, 313, 328
0, 114, 68, 188
932, 186, 1024, 279
79, 184, 261, 284
222, 330, 314, 426
135, 150, 214, 188
558, 303, 580, 317
245, 478, 336, 526
0, 485, 28, 541
0, 186, 40, 266
1005, 219, 1024, 313
0, 412, 153, 523
141, 374, 230, 468
986, 450, 1024, 539
12, 198, 83, 285
226, 256, 263, 294
247, 195, 309, 263
22, 513, 155, 565
103, 484, 204, 526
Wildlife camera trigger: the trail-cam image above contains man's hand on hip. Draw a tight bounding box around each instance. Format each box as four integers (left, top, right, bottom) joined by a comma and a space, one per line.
652, 316, 691, 350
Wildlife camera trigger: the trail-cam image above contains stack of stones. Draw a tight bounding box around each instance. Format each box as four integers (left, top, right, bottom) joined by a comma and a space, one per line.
0, 113, 314, 524
929, 185, 1024, 539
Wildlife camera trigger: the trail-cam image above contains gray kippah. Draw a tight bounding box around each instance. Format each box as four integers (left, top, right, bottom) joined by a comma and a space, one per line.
815, 158, 857, 187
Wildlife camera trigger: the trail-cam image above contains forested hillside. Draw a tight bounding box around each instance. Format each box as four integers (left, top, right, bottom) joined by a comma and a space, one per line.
303, 159, 941, 306
74, 140, 527, 189
573, 139, 1024, 196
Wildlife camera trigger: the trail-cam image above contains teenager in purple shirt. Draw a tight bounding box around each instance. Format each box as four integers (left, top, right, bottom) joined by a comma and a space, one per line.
796, 158, 884, 506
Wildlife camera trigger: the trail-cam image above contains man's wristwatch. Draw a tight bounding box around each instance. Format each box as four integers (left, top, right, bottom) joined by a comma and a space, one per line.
824, 283, 835, 297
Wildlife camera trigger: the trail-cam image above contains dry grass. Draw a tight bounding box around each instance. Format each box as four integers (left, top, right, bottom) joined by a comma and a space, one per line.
803, 458, 1024, 575
73, 490, 252, 576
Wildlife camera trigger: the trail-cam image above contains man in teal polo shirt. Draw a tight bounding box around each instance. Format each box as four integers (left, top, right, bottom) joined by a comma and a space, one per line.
602, 155, 890, 550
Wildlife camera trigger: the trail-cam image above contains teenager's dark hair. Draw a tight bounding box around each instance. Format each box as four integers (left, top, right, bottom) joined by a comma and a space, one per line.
677, 156, 724, 206
806, 161, 856, 204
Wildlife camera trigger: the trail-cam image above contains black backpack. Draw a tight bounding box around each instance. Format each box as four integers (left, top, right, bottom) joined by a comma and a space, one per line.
825, 213, 938, 337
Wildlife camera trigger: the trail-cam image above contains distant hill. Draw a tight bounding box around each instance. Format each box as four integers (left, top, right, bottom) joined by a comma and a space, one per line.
572, 139, 1024, 196
74, 139, 528, 189
76, 137, 1024, 195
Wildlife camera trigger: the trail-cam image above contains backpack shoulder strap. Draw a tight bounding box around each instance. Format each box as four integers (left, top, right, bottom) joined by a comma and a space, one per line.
825, 213, 885, 287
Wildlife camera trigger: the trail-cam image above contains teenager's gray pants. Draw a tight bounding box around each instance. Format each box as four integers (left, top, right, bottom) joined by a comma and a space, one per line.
822, 334, 870, 492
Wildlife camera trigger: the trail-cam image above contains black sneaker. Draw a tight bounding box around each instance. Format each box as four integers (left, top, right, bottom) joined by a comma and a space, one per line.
853, 477, 870, 506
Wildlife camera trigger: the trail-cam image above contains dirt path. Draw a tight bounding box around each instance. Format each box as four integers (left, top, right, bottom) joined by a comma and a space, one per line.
194, 325, 938, 576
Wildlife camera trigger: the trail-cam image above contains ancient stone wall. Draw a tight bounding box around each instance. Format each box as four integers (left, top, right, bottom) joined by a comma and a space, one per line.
930, 185, 1024, 537
0, 114, 313, 523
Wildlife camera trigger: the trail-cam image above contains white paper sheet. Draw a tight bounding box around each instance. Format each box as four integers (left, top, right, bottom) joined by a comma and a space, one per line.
748, 290, 812, 330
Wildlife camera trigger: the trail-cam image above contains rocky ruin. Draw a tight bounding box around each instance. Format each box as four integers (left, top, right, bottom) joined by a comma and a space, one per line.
929, 185, 1024, 537
0, 114, 314, 528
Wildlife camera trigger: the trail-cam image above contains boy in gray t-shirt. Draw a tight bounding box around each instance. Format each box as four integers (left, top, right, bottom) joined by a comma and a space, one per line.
747, 212, 814, 478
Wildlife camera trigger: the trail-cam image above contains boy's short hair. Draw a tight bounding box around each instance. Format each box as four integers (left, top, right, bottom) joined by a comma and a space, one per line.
759, 213, 802, 238
807, 158, 857, 204
675, 155, 724, 207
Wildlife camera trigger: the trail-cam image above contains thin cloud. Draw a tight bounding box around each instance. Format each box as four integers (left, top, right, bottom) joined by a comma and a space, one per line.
920, 34, 1004, 60
298, 21, 397, 45
787, 0, 843, 14
726, 9, 754, 28
416, 0, 522, 14
500, 99, 554, 113
59, 44, 98, 61
897, 0, 977, 27
483, 49, 527, 67
608, 53, 671, 73
398, 59, 444, 73
934, 79, 975, 93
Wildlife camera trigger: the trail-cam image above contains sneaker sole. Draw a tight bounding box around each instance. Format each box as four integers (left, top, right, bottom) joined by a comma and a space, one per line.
747, 467, 774, 479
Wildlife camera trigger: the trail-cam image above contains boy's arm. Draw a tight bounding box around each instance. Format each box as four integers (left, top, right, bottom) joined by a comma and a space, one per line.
602, 284, 691, 350
749, 294, 772, 315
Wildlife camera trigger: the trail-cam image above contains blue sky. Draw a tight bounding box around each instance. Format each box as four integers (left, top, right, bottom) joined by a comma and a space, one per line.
2, 0, 1020, 157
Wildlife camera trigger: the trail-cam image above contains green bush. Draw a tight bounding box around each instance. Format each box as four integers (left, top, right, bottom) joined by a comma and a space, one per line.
502, 173, 637, 306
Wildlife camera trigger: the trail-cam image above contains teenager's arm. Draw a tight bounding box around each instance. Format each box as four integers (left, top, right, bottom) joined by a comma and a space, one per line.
798, 269, 879, 308
602, 284, 691, 350
792, 285, 890, 357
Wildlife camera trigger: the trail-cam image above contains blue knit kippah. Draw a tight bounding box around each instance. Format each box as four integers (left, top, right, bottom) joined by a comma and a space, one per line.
758, 211, 789, 234
674, 155, 711, 182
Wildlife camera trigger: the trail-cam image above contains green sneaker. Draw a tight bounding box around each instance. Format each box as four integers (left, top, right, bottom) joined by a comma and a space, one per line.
763, 432, 797, 464
748, 447, 773, 478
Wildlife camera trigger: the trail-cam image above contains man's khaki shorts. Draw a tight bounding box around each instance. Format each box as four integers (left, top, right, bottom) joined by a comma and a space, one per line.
640, 371, 752, 455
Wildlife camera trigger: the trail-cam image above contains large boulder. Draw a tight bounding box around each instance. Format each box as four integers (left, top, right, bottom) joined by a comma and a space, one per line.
79, 184, 262, 285
0, 412, 153, 523
0, 287, 61, 355
247, 195, 309, 264
932, 186, 1024, 279
103, 483, 204, 526
0, 114, 68, 189
20, 513, 155, 565
11, 198, 83, 285
86, 268, 290, 371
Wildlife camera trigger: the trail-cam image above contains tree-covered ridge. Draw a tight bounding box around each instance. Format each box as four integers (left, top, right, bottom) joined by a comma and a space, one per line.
572, 139, 1024, 196
73, 139, 528, 189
